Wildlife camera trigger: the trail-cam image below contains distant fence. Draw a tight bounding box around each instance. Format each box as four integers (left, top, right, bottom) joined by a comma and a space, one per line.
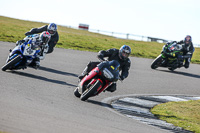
89, 29, 200, 47
62, 25, 200, 47
89, 29, 171, 43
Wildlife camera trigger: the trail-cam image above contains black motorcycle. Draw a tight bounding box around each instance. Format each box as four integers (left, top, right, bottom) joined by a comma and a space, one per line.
151, 42, 184, 71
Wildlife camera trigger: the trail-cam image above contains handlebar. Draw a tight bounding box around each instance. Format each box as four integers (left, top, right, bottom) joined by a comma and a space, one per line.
97, 56, 106, 62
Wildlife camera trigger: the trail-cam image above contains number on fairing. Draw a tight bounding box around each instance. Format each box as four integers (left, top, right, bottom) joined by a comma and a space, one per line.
23, 45, 36, 56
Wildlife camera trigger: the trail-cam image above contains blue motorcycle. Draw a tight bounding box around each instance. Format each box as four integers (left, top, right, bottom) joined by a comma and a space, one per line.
2, 39, 41, 71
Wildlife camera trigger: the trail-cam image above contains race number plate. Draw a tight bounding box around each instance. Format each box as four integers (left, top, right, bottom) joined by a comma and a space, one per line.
23, 45, 36, 56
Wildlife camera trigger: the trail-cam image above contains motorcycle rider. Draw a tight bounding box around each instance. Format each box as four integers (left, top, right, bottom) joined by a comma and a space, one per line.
24, 23, 59, 55
17, 31, 51, 69
78, 45, 131, 92
177, 35, 194, 68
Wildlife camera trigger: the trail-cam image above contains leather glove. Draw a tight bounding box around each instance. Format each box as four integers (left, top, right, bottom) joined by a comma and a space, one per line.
97, 54, 105, 62
25, 32, 31, 36
16, 40, 25, 46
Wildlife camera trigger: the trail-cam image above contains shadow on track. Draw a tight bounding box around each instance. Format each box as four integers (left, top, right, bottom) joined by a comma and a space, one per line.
9, 71, 77, 87
158, 69, 200, 79
39, 66, 78, 77
87, 99, 113, 109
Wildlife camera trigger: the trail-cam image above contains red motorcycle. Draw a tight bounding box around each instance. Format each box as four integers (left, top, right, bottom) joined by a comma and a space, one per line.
74, 60, 120, 101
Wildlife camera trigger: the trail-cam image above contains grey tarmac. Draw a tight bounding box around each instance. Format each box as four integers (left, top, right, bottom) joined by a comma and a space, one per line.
0, 41, 200, 133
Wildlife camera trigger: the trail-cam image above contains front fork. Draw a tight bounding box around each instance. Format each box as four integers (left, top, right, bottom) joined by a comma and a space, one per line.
6, 53, 21, 63
160, 54, 166, 65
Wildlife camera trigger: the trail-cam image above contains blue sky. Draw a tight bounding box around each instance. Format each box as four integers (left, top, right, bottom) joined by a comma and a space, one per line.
0, 0, 200, 44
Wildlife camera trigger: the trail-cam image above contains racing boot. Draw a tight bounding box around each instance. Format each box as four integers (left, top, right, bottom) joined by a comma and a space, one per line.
34, 58, 40, 69
39, 44, 49, 60
78, 61, 99, 80
16, 40, 25, 46
29, 57, 40, 69
184, 58, 190, 69
78, 66, 88, 80
105, 83, 116, 92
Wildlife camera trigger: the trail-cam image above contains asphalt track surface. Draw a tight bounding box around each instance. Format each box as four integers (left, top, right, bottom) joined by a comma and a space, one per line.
0, 41, 200, 133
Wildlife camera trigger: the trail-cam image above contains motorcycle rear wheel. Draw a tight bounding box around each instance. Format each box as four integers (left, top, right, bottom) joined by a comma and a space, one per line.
2, 55, 21, 71
168, 67, 175, 71
80, 80, 102, 101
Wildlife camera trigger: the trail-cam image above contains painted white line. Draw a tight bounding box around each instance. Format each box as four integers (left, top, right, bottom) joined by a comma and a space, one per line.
112, 103, 153, 115
183, 96, 200, 100
119, 97, 160, 108
151, 96, 188, 102
126, 115, 174, 127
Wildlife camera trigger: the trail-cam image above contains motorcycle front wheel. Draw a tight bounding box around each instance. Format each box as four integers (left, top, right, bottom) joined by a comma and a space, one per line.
80, 80, 102, 101
2, 55, 21, 71
151, 55, 163, 69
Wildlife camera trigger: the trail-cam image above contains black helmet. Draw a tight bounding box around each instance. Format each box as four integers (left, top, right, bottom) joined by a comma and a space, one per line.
39, 31, 51, 45
47, 23, 57, 36
119, 45, 131, 60
184, 35, 192, 46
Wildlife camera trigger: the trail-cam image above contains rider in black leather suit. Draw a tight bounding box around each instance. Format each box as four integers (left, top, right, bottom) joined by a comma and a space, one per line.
25, 23, 59, 54
177, 35, 194, 68
79, 45, 131, 92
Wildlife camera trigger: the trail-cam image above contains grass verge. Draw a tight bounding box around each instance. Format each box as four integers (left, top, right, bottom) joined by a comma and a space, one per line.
151, 100, 200, 132
0, 15, 200, 63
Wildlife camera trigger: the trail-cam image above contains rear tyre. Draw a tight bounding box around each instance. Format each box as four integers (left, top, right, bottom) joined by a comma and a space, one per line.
2, 55, 21, 71
151, 55, 163, 69
80, 80, 102, 101
168, 67, 175, 71
74, 87, 81, 98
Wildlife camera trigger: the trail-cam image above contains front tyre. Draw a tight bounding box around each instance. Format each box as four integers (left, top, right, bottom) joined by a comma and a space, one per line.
2, 55, 21, 71
80, 80, 102, 101
151, 55, 163, 69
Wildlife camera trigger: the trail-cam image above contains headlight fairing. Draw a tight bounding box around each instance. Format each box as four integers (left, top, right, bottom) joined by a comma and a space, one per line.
102, 68, 114, 80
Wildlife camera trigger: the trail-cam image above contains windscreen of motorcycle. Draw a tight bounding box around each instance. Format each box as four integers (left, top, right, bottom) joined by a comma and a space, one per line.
168, 43, 182, 52
102, 60, 120, 82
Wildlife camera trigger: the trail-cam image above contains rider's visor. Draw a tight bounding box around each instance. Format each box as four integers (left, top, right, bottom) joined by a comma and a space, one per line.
49, 30, 55, 35
122, 50, 130, 58
185, 36, 191, 44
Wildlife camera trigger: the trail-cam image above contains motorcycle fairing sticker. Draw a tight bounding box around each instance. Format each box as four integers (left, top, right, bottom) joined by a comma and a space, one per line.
23, 45, 36, 56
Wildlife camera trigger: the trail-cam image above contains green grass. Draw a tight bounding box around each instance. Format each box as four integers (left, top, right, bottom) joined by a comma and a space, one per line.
1, 15, 200, 63
151, 100, 200, 132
